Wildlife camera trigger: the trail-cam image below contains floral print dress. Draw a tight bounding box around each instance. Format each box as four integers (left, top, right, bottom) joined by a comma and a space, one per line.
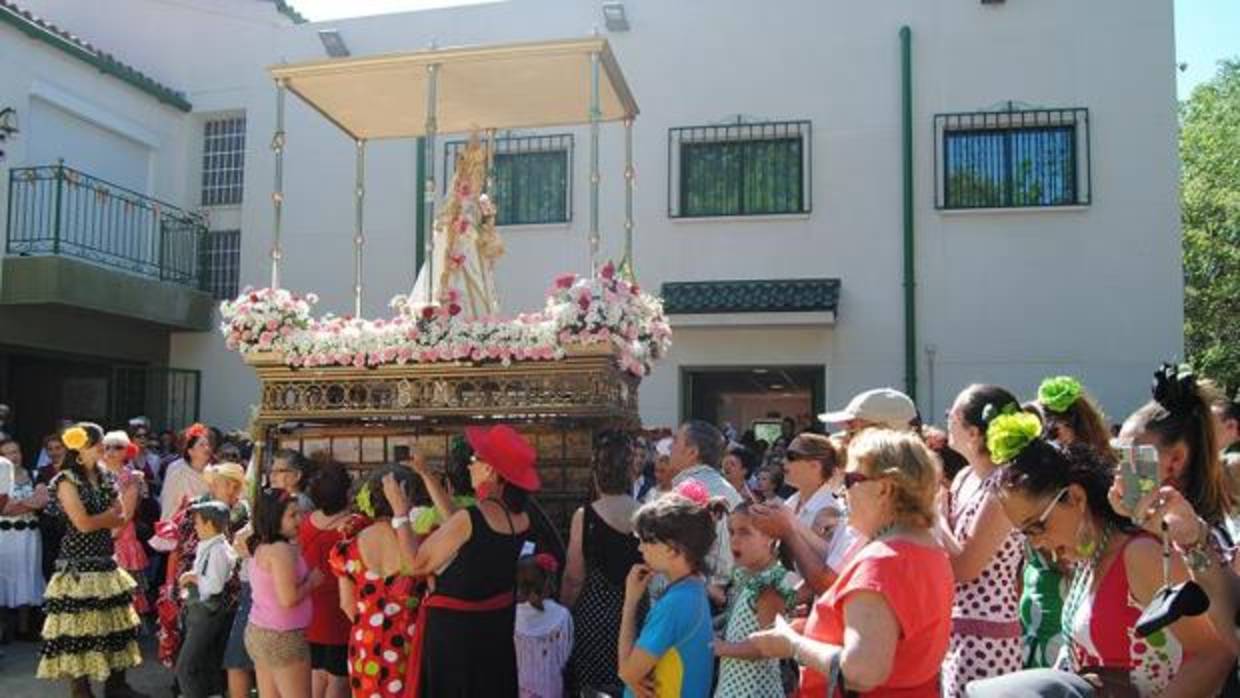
329, 534, 421, 698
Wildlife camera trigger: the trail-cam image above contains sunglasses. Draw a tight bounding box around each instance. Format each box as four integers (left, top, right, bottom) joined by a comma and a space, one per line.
1019, 487, 1068, 537
843, 471, 880, 489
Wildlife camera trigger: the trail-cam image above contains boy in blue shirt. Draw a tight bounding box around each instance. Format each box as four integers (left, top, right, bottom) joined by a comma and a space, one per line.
618, 492, 718, 698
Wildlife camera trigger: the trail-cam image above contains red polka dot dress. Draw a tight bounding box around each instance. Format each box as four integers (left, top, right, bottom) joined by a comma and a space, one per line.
942, 468, 1025, 698
330, 534, 421, 698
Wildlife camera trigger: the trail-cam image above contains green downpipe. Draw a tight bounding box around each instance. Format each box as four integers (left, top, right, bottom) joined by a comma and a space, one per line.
900, 26, 917, 402
415, 137, 426, 270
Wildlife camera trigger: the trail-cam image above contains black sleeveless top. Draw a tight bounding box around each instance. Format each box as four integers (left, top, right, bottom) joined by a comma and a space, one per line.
582, 503, 642, 587
434, 504, 526, 600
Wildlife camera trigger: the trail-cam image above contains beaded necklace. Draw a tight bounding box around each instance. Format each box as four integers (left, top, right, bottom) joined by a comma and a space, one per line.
1060, 523, 1114, 661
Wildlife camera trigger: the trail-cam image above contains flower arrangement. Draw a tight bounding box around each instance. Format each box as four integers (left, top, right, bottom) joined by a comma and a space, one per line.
218, 263, 671, 376
219, 287, 316, 354
543, 261, 673, 376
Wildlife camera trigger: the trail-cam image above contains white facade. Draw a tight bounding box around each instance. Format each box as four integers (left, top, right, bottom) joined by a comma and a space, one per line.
3, 0, 1183, 431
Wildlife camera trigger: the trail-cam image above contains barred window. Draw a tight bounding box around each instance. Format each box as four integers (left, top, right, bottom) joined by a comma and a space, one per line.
444, 135, 572, 226
935, 107, 1091, 210
203, 230, 240, 300
201, 116, 246, 206
669, 121, 812, 218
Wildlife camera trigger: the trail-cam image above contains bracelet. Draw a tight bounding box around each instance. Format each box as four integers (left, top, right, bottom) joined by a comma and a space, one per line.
1174, 517, 1215, 573
390, 516, 409, 530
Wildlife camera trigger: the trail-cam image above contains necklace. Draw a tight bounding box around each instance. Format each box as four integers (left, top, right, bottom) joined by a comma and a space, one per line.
1061, 523, 1114, 661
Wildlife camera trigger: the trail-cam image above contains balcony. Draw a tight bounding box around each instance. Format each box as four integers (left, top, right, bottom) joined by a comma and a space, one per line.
3, 163, 216, 330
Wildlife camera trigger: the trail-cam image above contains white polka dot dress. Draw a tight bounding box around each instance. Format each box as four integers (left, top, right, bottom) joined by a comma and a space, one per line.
942, 469, 1025, 698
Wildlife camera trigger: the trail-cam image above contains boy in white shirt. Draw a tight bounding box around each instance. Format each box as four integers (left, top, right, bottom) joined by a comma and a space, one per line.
175, 501, 236, 698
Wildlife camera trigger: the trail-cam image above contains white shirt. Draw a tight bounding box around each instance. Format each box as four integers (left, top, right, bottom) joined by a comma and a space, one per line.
160, 459, 208, 519
785, 483, 861, 573
191, 533, 235, 601
671, 464, 743, 588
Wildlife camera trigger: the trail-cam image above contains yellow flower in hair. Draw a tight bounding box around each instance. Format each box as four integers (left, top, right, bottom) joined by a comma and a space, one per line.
986, 412, 1042, 465
62, 426, 89, 451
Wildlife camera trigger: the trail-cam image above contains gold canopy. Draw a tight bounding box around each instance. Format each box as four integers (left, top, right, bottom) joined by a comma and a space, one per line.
268, 37, 639, 140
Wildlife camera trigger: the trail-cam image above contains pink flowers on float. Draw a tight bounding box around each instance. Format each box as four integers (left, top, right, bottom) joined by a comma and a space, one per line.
218, 261, 671, 375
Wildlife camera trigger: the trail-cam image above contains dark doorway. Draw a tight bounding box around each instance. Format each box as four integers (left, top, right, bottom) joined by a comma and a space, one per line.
680, 365, 825, 435
0, 348, 200, 461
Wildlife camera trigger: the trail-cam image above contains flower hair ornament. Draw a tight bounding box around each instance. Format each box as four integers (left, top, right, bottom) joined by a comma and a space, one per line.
355, 483, 376, 518
1038, 376, 1083, 414
183, 422, 209, 442
986, 411, 1043, 465
1152, 362, 1197, 416
673, 479, 711, 507
62, 426, 89, 451
532, 553, 559, 575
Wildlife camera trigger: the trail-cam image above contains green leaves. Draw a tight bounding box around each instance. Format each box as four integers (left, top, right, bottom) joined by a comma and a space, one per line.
1182, 59, 1240, 394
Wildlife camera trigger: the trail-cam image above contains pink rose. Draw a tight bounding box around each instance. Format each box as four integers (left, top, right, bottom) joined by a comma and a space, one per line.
448, 303, 462, 317
600, 262, 615, 280
352, 354, 366, 368
555, 273, 576, 289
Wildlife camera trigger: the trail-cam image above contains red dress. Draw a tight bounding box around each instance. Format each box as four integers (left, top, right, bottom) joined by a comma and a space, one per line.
299, 515, 350, 647
329, 530, 421, 698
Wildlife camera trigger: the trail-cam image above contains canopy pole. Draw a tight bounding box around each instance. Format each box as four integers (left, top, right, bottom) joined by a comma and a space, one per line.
270, 79, 287, 289
423, 63, 440, 301
484, 128, 497, 195
621, 117, 635, 281
588, 50, 601, 275
353, 139, 366, 317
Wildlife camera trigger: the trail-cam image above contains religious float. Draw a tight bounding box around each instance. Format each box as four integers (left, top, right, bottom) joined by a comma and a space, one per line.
219, 38, 667, 541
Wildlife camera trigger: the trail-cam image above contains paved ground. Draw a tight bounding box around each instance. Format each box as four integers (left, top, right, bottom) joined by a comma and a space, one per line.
0, 635, 172, 698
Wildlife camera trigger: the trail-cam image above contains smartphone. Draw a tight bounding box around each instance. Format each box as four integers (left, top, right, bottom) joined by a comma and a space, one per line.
392, 445, 411, 463
1112, 440, 1160, 512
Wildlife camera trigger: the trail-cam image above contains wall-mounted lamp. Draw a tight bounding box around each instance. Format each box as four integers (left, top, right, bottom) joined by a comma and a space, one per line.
602, 2, 629, 32
0, 107, 18, 162
318, 29, 350, 58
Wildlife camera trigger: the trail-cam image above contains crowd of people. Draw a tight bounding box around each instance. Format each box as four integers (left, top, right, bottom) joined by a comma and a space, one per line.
1, 362, 1240, 697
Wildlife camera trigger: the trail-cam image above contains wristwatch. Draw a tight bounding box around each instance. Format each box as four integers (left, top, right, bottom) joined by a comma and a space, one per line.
1177, 517, 1215, 573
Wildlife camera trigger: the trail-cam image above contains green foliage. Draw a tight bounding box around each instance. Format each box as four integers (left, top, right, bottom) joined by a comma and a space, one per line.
1182, 59, 1240, 394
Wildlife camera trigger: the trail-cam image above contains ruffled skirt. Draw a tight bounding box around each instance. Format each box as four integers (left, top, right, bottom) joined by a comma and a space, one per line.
37, 563, 142, 681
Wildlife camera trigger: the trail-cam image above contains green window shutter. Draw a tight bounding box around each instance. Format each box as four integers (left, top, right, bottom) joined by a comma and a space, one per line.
676, 129, 806, 217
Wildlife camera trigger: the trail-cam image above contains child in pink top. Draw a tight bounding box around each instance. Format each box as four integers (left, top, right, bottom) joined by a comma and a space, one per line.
244, 489, 321, 698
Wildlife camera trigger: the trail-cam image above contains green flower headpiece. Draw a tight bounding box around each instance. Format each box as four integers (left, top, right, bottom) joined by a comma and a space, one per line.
1038, 376, 1083, 414
986, 412, 1043, 464
355, 483, 375, 518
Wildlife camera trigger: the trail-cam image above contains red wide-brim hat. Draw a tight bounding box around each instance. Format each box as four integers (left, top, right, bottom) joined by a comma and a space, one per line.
465, 424, 540, 492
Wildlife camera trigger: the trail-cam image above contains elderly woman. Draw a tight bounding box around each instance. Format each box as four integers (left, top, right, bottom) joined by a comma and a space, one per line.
383, 424, 539, 698
749, 429, 954, 696
101, 430, 151, 614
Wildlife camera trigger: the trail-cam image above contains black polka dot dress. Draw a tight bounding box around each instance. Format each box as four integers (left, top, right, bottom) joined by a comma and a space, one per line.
38, 468, 141, 681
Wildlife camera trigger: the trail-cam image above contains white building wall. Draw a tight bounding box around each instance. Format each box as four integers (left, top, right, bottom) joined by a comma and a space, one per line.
11, 0, 1181, 431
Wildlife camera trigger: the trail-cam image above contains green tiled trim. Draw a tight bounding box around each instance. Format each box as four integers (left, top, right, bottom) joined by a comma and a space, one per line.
660, 278, 840, 315
270, 1, 307, 24
0, 1, 191, 112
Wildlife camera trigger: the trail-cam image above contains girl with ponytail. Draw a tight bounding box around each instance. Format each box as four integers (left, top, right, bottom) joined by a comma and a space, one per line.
1113, 363, 1235, 537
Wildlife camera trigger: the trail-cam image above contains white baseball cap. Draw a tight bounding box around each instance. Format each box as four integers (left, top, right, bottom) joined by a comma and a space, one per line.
819, 388, 917, 431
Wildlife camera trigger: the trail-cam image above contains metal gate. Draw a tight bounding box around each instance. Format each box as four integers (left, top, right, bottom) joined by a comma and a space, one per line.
111, 366, 201, 430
